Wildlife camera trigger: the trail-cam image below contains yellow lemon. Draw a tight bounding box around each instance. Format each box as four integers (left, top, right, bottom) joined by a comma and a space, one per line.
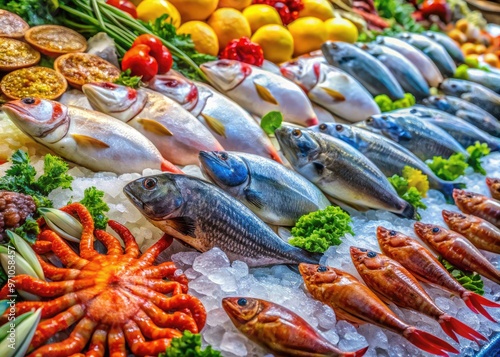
299, 0, 334, 21
137, 0, 181, 28
178, 21, 219, 56
169, 0, 218, 22
218, 0, 252, 10
251, 24, 293, 63
243, 4, 283, 33
287, 17, 327, 57
324, 17, 359, 43
207, 8, 251, 50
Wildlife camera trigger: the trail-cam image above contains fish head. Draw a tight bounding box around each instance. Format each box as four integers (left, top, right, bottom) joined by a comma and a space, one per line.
366, 115, 411, 142
199, 151, 249, 189
280, 58, 319, 92
486, 177, 500, 197
413, 222, 450, 246
313, 123, 359, 150
350, 246, 387, 273
275, 126, 322, 168
439, 79, 471, 97
376, 226, 413, 251
200, 60, 251, 92
148, 72, 199, 110
321, 41, 354, 66
452, 189, 486, 213
299, 263, 340, 289
123, 174, 184, 220
222, 297, 264, 327
422, 96, 451, 112
2, 98, 70, 144
82, 82, 147, 122
442, 210, 471, 231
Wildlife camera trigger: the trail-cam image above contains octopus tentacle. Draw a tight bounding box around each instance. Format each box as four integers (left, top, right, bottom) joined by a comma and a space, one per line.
32, 240, 53, 254
108, 325, 127, 357
61, 203, 98, 260
139, 262, 178, 278
85, 324, 108, 357
39, 230, 89, 269
4, 293, 78, 321
131, 235, 173, 271
132, 309, 183, 340
0, 275, 95, 298
108, 220, 140, 258
124, 277, 187, 295
123, 320, 171, 356
94, 230, 123, 255
38, 257, 87, 281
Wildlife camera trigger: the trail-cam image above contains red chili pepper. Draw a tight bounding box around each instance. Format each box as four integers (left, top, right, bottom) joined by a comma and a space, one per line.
132, 34, 173, 74
122, 44, 158, 81
420, 0, 451, 23
106, 0, 137, 18
252, 0, 304, 25
219, 37, 264, 67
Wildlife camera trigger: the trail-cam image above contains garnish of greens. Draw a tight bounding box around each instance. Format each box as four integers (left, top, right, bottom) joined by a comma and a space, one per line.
467, 142, 490, 175
374, 0, 425, 33
114, 69, 143, 88
158, 331, 221, 357
260, 111, 283, 135
374, 93, 416, 113
289, 206, 354, 253
439, 257, 484, 295
78, 187, 110, 230
388, 166, 428, 220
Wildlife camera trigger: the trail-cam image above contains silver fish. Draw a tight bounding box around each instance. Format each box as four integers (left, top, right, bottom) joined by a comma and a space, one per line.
2, 98, 181, 174
312, 122, 463, 200
321, 41, 405, 100
199, 151, 330, 226
422, 31, 465, 64
82, 82, 224, 166
362, 114, 468, 161
123, 173, 320, 267
275, 126, 415, 218
312, 103, 336, 123
465, 68, 500, 94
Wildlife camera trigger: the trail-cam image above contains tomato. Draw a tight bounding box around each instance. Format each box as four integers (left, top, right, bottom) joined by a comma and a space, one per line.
106, 0, 138, 18
132, 34, 173, 74
122, 44, 158, 81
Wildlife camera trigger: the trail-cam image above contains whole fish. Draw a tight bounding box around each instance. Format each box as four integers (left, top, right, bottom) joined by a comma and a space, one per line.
299, 263, 458, 356
2, 98, 180, 174
414, 221, 500, 285
351, 246, 486, 343
421, 31, 465, 64
439, 79, 500, 120
200, 60, 318, 127
82, 82, 223, 166
377, 226, 500, 322
361, 114, 468, 161
148, 72, 281, 162
356, 42, 430, 100
421, 95, 500, 137
453, 189, 500, 228
486, 177, 500, 200
275, 126, 415, 218
313, 103, 337, 123
280, 57, 380, 122
123, 173, 320, 267
393, 106, 500, 151
222, 297, 368, 357
199, 151, 330, 226
443, 210, 500, 254
395, 33, 456, 78
312, 122, 462, 200
376, 36, 443, 87
465, 69, 500, 94
321, 41, 405, 100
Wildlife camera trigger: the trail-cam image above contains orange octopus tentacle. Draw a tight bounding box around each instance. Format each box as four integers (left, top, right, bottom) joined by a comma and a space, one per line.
61, 203, 98, 260
124, 277, 187, 295
139, 262, 178, 278
3, 293, 78, 321
132, 310, 183, 340
38, 257, 88, 281
85, 324, 108, 357
1, 275, 95, 298
39, 230, 89, 269
32, 240, 53, 254
94, 230, 123, 255
28, 317, 97, 357
108, 220, 141, 258
123, 320, 171, 356
131, 235, 173, 271
30, 304, 85, 349
108, 325, 127, 357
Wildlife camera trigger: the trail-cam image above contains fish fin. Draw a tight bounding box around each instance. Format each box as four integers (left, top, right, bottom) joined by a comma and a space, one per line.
313, 162, 325, 176
404, 327, 458, 356
463, 291, 500, 322
439, 314, 487, 343
71, 134, 110, 149
137, 118, 174, 136
161, 160, 183, 174
201, 113, 226, 138
244, 188, 264, 210
167, 217, 197, 238
254, 82, 278, 105
350, 346, 369, 357
320, 87, 346, 101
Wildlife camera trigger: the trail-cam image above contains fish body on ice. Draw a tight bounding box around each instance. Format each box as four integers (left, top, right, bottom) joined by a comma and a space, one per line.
422, 31, 465, 64
453, 189, 500, 229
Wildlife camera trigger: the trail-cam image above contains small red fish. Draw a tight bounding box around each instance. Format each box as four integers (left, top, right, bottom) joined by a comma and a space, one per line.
377, 226, 500, 322
350, 246, 486, 343
453, 189, 500, 228
299, 263, 458, 357
222, 297, 368, 357
486, 177, 500, 201
414, 222, 500, 285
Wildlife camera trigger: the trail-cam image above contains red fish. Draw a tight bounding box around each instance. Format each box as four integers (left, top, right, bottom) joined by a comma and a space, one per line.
486, 177, 500, 201
453, 189, 500, 228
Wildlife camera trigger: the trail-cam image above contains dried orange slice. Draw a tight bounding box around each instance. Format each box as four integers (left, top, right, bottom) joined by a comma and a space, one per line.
24, 25, 87, 57
1, 66, 68, 100
0, 38, 40, 71
0, 10, 30, 39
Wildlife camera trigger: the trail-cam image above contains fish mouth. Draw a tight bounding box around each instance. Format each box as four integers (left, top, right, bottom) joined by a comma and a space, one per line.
123, 185, 145, 211
2, 102, 32, 119
198, 151, 227, 181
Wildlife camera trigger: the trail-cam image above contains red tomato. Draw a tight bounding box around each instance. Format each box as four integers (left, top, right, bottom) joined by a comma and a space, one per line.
106, 0, 138, 18
122, 44, 158, 81
133, 34, 173, 74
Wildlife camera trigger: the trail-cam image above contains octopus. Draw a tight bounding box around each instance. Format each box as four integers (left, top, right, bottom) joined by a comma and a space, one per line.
0, 203, 206, 357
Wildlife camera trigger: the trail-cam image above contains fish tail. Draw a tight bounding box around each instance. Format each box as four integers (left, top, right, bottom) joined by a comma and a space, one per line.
337, 345, 369, 357
463, 291, 500, 322
399, 202, 417, 220
439, 181, 466, 203
404, 326, 458, 356
439, 314, 487, 343
161, 160, 183, 174
269, 148, 284, 164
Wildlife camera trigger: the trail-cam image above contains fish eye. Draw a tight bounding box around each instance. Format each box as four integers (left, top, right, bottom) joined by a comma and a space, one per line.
330, 43, 338, 50
237, 298, 247, 306
381, 115, 388, 120
100, 82, 117, 89
317, 266, 328, 272
359, 248, 367, 252
319, 123, 328, 131
22, 97, 35, 105
163, 79, 178, 87
366, 118, 373, 124
219, 152, 229, 160
389, 230, 396, 236
451, 84, 457, 89
432, 227, 440, 233
217, 61, 231, 67
335, 124, 343, 132
292, 129, 302, 138
410, 109, 417, 114
143, 178, 157, 190
367, 251, 377, 258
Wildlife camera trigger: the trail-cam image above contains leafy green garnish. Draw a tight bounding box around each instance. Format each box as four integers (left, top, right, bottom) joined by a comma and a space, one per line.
114, 69, 143, 88
388, 166, 428, 219
13, 216, 40, 244
1, 0, 60, 26
38, 55, 55, 69
159, 331, 221, 357
439, 257, 484, 295
427, 153, 469, 181
374, 93, 416, 113
260, 111, 283, 135
79, 187, 109, 230
467, 142, 490, 175
0, 265, 6, 285
289, 206, 354, 253
374, 0, 425, 33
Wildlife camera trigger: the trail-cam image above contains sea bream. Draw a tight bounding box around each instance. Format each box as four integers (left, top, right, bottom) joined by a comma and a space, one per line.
280, 57, 380, 122
124, 173, 320, 267
199, 151, 330, 226
421, 31, 465, 64
82, 82, 223, 166
321, 41, 405, 100
200, 59, 318, 127
275, 126, 415, 218
148, 72, 281, 162
2, 98, 181, 174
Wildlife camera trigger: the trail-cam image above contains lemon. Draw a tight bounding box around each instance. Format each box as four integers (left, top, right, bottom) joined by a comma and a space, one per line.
169, 0, 218, 22
251, 24, 293, 63
324, 17, 359, 43
243, 5, 282, 33
178, 21, 219, 56
299, 0, 334, 21
137, 0, 181, 28
207, 8, 251, 50
218, 0, 252, 10
287, 17, 327, 57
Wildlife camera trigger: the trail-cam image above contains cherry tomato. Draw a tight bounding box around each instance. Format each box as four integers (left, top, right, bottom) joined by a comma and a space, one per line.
122, 44, 158, 81
106, 0, 138, 18
132, 34, 173, 73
